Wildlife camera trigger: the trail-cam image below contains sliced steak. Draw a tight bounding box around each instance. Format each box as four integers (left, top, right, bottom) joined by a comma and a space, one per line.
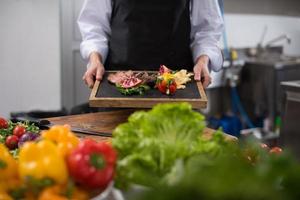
120, 77, 142, 88
108, 71, 156, 88
108, 71, 134, 84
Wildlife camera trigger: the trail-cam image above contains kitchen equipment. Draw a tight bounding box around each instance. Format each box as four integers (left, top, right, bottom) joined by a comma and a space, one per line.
280, 80, 300, 159
238, 57, 300, 130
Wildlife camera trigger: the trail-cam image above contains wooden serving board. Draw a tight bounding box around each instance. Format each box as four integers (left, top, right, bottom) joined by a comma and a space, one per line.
89, 71, 207, 109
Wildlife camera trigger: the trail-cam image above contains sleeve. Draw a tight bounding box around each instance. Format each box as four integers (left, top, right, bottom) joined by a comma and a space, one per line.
190, 0, 224, 72
77, 0, 112, 63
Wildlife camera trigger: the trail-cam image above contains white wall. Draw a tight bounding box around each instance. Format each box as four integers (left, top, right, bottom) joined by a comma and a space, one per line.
0, 0, 61, 118
224, 14, 300, 56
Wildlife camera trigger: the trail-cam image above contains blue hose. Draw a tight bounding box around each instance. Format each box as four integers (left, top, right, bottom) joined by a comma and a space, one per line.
231, 87, 255, 129
218, 0, 230, 60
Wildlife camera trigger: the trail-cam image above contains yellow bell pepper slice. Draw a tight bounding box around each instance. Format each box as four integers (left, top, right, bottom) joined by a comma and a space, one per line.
18, 140, 68, 185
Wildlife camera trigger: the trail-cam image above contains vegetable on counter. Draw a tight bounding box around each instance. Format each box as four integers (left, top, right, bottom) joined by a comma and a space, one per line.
0, 117, 9, 129
0, 117, 40, 152
136, 141, 300, 200
0, 192, 13, 200
5, 135, 19, 150
18, 132, 40, 148
38, 184, 89, 200
0, 105, 296, 199
13, 125, 26, 138
0, 124, 117, 199
112, 103, 227, 188
41, 125, 79, 157
18, 140, 69, 186
67, 139, 117, 190
0, 144, 23, 199
0, 144, 18, 185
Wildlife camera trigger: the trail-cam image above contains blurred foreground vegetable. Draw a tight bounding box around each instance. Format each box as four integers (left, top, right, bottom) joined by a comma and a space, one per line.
5, 135, 19, 150
0, 192, 13, 200
136, 141, 300, 200
0, 125, 118, 199
67, 139, 117, 190
0, 117, 8, 129
112, 103, 228, 188
18, 132, 40, 147
38, 184, 89, 200
42, 125, 79, 157
19, 140, 68, 186
0, 118, 40, 152
0, 144, 19, 190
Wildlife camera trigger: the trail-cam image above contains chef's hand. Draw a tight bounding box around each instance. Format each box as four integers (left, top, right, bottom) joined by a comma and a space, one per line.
83, 52, 105, 89
193, 55, 212, 88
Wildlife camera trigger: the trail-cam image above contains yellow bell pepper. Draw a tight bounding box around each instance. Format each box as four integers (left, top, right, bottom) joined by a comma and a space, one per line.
0, 179, 23, 195
18, 140, 68, 185
41, 125, 79, 157
0, 192, 13, 200
38, 185, 89, 200
0, 144, 21, 192
0, 144, 18, 181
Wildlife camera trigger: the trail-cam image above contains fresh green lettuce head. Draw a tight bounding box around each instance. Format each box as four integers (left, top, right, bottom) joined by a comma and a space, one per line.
112, 103, 207, 188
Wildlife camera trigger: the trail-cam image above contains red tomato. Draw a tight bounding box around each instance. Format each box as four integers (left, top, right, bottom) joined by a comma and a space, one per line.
157, 81, 167, 94
13, 125, 26, 138
157, 80, 177, 95
269, 147, 283, 155
169, 82, 177, 95
0, 117, 8, 129
5, 135, 19, 150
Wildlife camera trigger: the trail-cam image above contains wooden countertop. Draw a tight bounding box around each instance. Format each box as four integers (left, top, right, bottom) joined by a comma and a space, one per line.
46, 109, 236, 141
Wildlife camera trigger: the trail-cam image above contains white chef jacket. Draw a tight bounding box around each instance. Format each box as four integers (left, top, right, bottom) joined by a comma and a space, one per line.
78, 0, 224, 71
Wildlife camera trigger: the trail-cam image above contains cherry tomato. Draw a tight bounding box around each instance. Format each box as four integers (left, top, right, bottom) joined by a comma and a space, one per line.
5, 135, 19, 150
269, 147, 283, 155
0, 117, 8, 129
157, 80, 167, 94
13, 125, 26, 138
157, 80, 177, 95
168, 82, 177, 95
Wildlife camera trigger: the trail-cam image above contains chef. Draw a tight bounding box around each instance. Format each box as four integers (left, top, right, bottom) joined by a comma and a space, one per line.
78, 0, 224, 89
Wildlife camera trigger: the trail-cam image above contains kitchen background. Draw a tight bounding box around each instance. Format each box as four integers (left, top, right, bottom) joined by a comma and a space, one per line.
0, 0, 300, 142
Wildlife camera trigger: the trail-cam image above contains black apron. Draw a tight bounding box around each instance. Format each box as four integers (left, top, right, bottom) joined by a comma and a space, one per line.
105, 0, 194, 71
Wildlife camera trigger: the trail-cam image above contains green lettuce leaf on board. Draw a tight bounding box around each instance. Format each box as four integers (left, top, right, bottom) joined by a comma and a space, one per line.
116, 84, 150, 95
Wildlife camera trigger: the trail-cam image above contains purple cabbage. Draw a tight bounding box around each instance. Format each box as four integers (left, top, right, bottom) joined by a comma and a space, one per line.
18, 132, 40, 147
